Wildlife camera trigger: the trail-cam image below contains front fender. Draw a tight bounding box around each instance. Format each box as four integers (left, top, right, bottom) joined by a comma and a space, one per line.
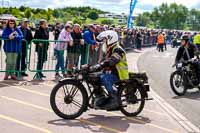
59, 78, 82, 85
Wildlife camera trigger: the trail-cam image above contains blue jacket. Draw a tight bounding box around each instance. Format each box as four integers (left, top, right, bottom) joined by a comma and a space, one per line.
83, 30, 96, 45
2, 28, 24, 53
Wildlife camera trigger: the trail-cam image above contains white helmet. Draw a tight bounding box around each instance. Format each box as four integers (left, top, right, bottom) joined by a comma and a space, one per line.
97, 30, 118, 46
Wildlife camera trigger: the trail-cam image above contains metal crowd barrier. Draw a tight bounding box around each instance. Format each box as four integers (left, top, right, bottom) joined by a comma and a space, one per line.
28, 39, 89, 79
0, 38, 28, 79
0, 35, 160, 80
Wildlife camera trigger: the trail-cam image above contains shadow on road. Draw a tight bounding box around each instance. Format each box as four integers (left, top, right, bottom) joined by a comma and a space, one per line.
0, 80, 21, 88
0, 79, 58, 87
173, 90, 200, 100
48, 114, 151, 133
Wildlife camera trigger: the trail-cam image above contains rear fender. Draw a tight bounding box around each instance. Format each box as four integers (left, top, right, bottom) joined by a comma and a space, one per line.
126, 79, 150, 98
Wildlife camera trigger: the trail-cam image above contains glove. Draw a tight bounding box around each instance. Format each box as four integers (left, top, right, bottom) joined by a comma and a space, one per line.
89, 64, 102, 72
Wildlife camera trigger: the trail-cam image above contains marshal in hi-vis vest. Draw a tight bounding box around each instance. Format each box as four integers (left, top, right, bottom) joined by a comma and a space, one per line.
112, 45, 129, 80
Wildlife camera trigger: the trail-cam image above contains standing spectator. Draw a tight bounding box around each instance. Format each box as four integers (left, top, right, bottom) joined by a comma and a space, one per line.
0, 20, 7, 49
83, 24, 99, 65
52, 22, 62, 59
157, 32, 165, 52
55, 23, 73, 78
54, 22, 62, 41
16, 18, 33, 77
80, 25, 88, 65
136, 30, 142, 50
34, 19, 49, 79
193, 32, 200, 50
67, 24, 84, 75
163, 32, 167, 51
2, 19, 23, 80
95, 25, 104, 63
95, 25, 102, 37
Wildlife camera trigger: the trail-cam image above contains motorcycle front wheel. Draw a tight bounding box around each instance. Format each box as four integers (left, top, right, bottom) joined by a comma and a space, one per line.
170, 71, 187, 96
50, 80, 88, 119
119, 86, 145, 117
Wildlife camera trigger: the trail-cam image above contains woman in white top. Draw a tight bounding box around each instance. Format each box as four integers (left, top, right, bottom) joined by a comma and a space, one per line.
54, 23, 73, 78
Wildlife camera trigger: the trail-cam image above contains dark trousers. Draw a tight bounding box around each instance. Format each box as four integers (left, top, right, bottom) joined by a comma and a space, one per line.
158, 44, 164, 52
36, 51, 46, 75
136, 41, 142, 50
88, 48, 98, 66
196, 45, 200, 51
193, 61, 200, 82
164, 43, 167, 50
0, 40, 2, 49
80, 44, 89, 65
16, 53, 26, 73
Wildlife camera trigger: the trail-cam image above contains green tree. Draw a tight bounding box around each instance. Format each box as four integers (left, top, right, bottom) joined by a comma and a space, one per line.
11, 8, 22, 18
24, 9, 32, 19
73, 17, 82, 24
101, 19, 113, 25
87, 11, 99, 20
19, 6, 26, 12
53, 9, 60, 18
137, 3, 189, 29
46, 8, 53, 21
136, 12, 151, 27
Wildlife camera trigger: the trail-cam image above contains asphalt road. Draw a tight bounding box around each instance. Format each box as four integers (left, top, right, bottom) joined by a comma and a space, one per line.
138, 46, 200, 129
0, 45, 188, 133
0, 32, 191, 133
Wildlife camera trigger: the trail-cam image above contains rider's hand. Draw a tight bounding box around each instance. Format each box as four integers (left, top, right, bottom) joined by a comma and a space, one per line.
191, 58, 198, 63
81, 64, 89, 70
89, 64, 101, 72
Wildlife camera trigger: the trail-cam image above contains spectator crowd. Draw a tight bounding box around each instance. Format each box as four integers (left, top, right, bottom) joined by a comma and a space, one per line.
0, 18, 199, 80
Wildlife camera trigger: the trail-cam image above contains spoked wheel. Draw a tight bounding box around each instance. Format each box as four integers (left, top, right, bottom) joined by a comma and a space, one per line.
170, 71, 186, 96
50, 81, 88, 119
119, 86, 145, 116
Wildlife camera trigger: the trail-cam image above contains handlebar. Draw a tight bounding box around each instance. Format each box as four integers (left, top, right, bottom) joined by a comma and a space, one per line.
172, 58, 199, 68
73, 65, 90, 74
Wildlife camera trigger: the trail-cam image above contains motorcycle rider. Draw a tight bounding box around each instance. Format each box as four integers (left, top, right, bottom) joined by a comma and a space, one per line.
175, 35, 200, 82
89, 30, 129, 109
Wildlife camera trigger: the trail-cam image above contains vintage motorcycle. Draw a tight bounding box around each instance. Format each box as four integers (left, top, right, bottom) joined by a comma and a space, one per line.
50, 67, 150, 119
170, 59, 200, 96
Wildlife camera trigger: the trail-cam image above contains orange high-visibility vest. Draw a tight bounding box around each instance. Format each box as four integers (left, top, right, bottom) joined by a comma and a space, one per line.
157, 34, 165, 44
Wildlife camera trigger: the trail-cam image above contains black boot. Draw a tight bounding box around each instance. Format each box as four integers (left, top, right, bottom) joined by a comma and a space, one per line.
94, 95, 107, 107
104, 91, 119, 110
93, 87, 107, 107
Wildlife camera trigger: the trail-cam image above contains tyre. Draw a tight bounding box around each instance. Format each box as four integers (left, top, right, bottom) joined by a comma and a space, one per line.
170, 71, 187, 96
119, 85, 145, 117
50, 80, 88, 119
198, 87, 200, 91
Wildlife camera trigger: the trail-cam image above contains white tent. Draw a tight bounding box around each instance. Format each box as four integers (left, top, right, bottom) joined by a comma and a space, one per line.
0, 14, 18, 21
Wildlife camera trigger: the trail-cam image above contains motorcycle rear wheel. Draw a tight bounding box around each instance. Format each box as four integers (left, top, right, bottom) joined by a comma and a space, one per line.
119, 86, 145, 117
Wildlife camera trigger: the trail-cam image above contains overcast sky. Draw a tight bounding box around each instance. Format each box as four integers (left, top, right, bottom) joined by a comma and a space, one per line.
1, 0, 200, 15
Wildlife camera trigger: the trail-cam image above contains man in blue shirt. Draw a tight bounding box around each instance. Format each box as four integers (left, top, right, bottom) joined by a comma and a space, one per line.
83, 24, 99, 65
